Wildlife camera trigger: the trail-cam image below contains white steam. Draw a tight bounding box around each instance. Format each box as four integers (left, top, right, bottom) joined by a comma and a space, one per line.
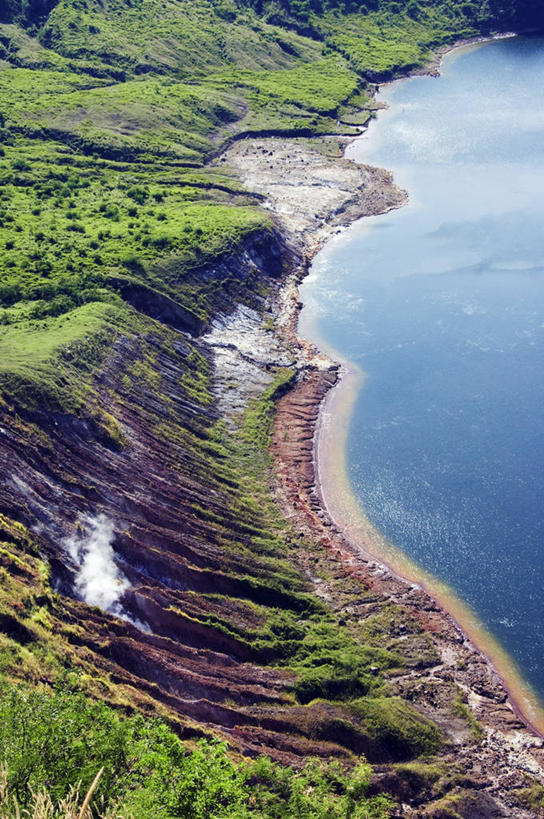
65, 514, 129, 610
64, 514, 150, 632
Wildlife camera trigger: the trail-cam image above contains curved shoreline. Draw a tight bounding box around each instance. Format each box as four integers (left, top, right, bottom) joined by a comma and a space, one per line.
314, 356, 544, 738
220, 32, 544, 782
294, 36, 544, 738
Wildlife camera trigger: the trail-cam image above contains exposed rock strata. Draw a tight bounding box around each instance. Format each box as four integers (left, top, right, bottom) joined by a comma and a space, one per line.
219, 133, 544, 814
1, 123, 543, 818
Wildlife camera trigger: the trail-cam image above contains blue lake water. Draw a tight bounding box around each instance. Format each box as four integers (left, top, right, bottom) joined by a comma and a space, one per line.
299, 36, 544, 700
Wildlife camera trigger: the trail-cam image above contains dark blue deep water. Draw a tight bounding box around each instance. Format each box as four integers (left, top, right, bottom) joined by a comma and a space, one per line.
299, 36, 544, 699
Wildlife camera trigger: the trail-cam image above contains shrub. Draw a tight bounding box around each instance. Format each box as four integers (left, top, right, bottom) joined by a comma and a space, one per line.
0, 682, 392, 817
127, 186, 148, 204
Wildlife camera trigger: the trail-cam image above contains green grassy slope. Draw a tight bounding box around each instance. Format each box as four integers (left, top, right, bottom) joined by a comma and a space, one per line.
0, 0, 542, 813
1, 0, 538, 405
0, 0, 363, 403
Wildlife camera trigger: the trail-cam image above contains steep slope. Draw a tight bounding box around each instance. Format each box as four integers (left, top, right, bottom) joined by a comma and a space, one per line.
1, 0, 544, 815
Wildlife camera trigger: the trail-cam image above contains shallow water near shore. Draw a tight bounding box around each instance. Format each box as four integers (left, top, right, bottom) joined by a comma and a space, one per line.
299, 35, 544, 718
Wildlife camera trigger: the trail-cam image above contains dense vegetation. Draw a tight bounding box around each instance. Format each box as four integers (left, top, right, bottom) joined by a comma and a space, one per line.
234, 0, 544, 32
0, 682, 391, 817
1, 0, 542, 405
0, 0, 542, 814
1, 0, 541, 407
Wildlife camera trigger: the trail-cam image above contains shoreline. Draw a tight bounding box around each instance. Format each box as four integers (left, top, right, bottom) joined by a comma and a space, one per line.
413, 31, 519, 77
314, 358, 544, 739
212, 30, 544, 794
270, 34, 544, 746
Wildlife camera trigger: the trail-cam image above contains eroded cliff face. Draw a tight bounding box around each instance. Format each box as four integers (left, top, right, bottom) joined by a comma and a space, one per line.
2, 226, 439, 770
0, 230, 308, 749
1, 135, 543, 819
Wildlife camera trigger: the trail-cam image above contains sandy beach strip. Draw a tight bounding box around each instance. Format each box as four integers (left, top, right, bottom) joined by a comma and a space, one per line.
315, 350, 544, 738
215, 45, 544, 772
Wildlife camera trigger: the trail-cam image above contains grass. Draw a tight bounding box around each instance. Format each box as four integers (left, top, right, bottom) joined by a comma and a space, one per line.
393, 760, 445, 788
0, 0, 341, 410
0, 307, 142, 445
0, 302, 125, 411
0, 69, 243, 161
321, 12, 432, 77
451, 688, 484, 741
0, 302, 121, 374
0, 136, 272, 370
0, 340, 407, 740
0, 688, 392, 817
0, 766, 106, 819
347, 696, 442, 759
516, 779, 544, 811
0, 0, 520, 411
39, 0, 323, 78
0, 0, 537, 811
314, 8, 481, 79
209, 54, 362, 134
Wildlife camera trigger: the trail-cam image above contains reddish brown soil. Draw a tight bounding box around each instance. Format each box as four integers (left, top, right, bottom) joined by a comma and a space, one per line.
271, 363, 544, 816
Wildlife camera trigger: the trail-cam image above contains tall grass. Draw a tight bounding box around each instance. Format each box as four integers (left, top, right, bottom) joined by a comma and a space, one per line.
0, 766, 131, 819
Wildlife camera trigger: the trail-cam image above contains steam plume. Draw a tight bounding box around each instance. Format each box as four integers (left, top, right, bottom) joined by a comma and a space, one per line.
64, 514, 149, 632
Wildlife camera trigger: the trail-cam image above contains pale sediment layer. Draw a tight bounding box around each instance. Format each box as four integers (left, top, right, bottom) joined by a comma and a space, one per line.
213, 113, 544, 810
216, 136, 407, 255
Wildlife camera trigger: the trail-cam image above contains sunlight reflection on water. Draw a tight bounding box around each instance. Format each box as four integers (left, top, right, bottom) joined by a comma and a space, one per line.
299, 35, 544, 699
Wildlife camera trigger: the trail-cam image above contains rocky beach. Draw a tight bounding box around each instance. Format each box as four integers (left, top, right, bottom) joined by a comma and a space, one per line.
208, 93, 544, 813
1, 0, 544, 811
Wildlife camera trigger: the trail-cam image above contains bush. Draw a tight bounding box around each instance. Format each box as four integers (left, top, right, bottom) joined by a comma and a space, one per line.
295, 666, 370, 703
348, 697, 442, 760
0, 681, 392, 818
0, 683, 137, 808
127, 186, 148, 204
246, 756, 391, 818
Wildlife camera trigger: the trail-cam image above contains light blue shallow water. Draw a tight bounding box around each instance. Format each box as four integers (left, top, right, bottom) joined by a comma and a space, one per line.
299, 35, 544, 698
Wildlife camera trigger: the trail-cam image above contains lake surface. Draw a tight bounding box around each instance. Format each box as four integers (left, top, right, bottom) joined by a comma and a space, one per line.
299, 36, 544, 701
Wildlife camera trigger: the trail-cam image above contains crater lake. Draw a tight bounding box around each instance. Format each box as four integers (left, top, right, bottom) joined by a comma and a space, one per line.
299, 34, 544, 715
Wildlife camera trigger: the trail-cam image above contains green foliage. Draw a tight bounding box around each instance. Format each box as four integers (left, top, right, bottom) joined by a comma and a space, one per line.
241, 367, 296, 448
321, 13, 432, 76
284, 618, 397, 702
0, 681, 141, 808
0, 679, 249, 816
0, 680, 391, 818
451, 688, 483, 741
0, 679, 245, 815
348, 696, 442, 759
38, 0, 322, 77
0, 68, 241, 161
237, 0, 544, 34
393, 760, 445, 789
0, 302, 123, 410
246, 756, 392, 818
128, 737, 248, 819
0, 0, 534, 417
0, 2, 528, 812
516, 779, 544, 811
210, 55, 361, 133
0, 141, 270, 322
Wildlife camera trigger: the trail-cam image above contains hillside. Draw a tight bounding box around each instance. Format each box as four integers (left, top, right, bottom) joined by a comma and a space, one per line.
1, 0, 544, 815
